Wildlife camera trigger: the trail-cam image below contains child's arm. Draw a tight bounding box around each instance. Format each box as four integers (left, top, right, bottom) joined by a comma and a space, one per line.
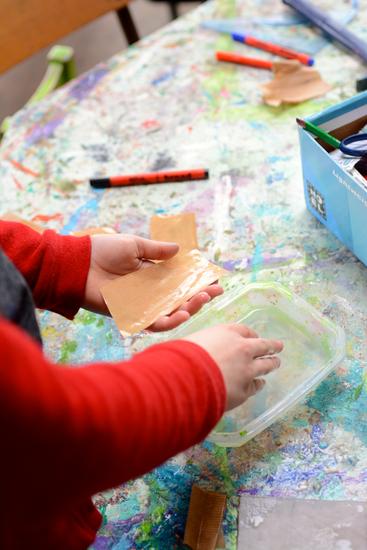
0, 221, 223, 329
0, 220, 90, 319
0, 316, 226, 517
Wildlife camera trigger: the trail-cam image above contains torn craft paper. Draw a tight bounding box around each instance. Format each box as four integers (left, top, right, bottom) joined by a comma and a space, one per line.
101, 249, 226, 335
150, 212, 198, 252
262, 60, 332, 106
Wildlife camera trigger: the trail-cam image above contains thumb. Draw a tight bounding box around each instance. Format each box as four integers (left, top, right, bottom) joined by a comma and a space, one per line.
136, 237, 179, 261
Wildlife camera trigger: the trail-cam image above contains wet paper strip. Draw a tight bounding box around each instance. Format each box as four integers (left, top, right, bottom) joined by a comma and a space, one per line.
150, 212, 199, 252
101, 249, 226, 335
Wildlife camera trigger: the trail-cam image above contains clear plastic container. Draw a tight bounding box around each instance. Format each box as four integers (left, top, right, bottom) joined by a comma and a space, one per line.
169, 282, 345, 447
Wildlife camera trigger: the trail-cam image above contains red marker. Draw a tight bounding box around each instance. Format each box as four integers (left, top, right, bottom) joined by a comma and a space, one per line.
216, 51, 273, 70
232, 32, 314, 66
90, 169, 209, 188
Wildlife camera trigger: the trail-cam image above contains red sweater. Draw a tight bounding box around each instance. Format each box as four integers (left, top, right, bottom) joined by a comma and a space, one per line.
0, 222, 225, 550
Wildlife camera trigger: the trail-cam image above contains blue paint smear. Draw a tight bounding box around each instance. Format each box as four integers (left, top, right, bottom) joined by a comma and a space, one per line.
267, 155, 291, 163
248, 120, 265, 130
68, 67, 108, 101
26, 115, 65, 146
111, 536, 131, 550
266, 171, 285, 185
61, 197, 101, 235
151, 70, 176, 86
307, 365, 367, 446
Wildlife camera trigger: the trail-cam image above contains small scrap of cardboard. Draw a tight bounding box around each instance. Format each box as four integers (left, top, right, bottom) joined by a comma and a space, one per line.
262, 60, 332, 107
71, 227, 116, 236
101, 249, 226, 335
0, 212, 44, 233
184, 485, 227, 550
150, 213, 198, 253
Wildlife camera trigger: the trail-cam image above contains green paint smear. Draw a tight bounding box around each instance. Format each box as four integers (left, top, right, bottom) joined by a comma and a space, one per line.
59, 340, 77, 363
353, 383, 363, 401
136, 478, 169, 545
99, 504, 108, 527
137, 520, 153, 542
77, 310, 100, 325
55, 180, 78, 193
352, 371, 367, 401
214, 0, 236, 18
205, 97, 338, 124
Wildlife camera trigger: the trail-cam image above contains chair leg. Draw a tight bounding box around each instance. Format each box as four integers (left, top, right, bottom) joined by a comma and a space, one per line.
116, 6, 139, 45
169, 2, 179, 19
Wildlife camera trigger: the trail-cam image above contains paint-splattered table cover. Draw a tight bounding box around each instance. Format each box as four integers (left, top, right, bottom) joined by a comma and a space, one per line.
1, 0, 367, 547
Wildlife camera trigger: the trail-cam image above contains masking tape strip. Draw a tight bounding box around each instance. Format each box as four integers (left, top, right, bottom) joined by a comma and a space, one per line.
184, 485, 227, 550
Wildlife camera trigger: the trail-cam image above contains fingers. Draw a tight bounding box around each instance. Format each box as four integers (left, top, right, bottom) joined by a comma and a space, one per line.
148, 310, 190, 332
252, 378, 266, 395
252, 355, 281, 376
148, 284, 224, 332
174, 284, 224, 316
178, 292, 211, 316
136, 237, 179, 261
229, 324, 259, 339
202, 284, 224, 299
247, 338, 283, 358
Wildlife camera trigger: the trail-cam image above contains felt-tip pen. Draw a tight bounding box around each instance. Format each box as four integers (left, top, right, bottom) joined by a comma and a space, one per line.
216, 51, 273, 70
232, 32, 314, 66
90, 169, 209, 188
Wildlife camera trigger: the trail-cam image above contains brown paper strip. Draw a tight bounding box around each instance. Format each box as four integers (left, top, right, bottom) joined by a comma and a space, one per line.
184, 485, 226, 550
101, 249, 226, 335
0, 212, 44, 233
150, 213, 199, 252
262, 60, 332, 107
71, 227, 116, 236
216, 528, 225, 549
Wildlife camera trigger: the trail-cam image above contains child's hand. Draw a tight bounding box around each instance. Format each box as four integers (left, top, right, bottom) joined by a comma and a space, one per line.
183, 324, 283, 411
83, 234, 223, 330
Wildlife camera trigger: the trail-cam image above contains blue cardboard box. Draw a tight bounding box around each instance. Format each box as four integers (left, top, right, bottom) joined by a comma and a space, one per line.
298, 91, 367, 266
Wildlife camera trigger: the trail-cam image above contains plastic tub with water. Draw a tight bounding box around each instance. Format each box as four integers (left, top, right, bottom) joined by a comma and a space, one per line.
171, 282, 345, 447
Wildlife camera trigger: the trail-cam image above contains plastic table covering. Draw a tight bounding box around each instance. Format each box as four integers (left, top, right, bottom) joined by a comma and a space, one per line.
1, 0, 367, 548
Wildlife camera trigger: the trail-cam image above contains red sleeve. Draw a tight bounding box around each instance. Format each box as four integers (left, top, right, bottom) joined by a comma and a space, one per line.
0, 317, 225, 515
0, 221, 90, 319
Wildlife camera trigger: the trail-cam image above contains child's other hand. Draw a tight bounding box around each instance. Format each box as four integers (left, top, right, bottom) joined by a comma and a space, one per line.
83, 234, 223, 329
183, 324, 283, 411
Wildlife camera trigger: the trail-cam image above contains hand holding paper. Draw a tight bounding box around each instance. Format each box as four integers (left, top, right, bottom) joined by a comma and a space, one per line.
84, 234, 223, 331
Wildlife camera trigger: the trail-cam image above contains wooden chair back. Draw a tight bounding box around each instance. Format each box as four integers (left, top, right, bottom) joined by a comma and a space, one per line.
0, 0, 134, 74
